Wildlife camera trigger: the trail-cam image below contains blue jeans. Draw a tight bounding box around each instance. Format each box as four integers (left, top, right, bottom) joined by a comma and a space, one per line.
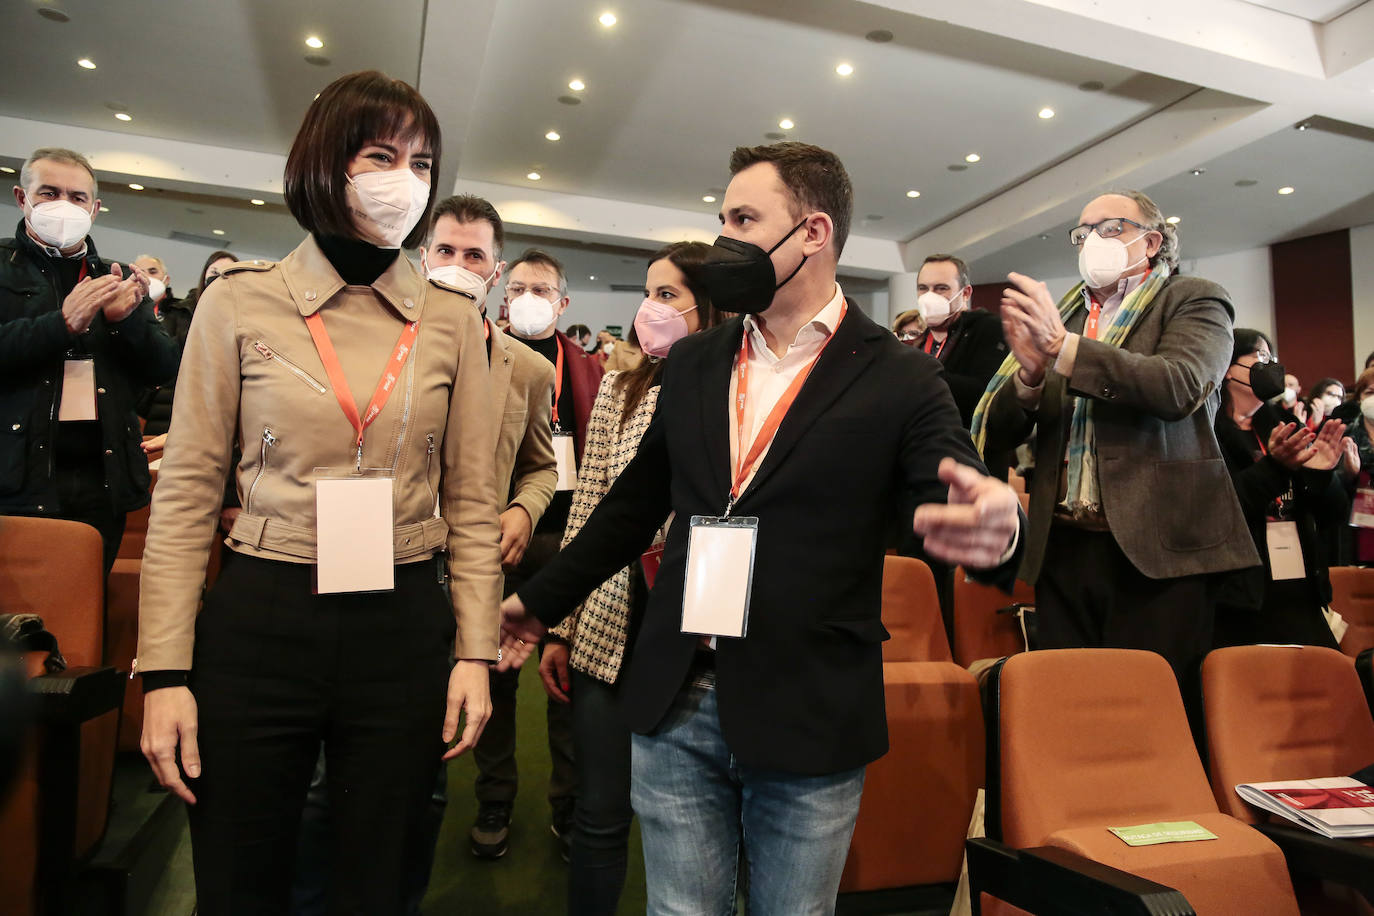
631, 674, 864, 916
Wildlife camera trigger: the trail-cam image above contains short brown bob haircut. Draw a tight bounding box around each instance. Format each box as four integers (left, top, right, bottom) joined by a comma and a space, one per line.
284, 70, 442, 250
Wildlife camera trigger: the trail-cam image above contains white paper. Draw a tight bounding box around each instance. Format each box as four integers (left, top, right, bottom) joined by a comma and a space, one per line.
315, 476, 394, 593
1265, 520, 1305, 581
59, 358, 97, 421
681, 518, 757, 638
554, 432, 578, 491
1351, 488, 1374, 529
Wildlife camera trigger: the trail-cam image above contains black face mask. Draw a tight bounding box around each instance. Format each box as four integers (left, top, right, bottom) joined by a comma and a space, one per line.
1230, 359, 1286, 402
697, 218, 809, 315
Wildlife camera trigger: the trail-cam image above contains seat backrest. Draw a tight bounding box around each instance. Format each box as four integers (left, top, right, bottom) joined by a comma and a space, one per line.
1202, 645, 1374, 822
881, 556, 951, 663
1330, 566, 1374, 657
995, 649, 1218, 848
952, 568, 1035, 667
0, 517, 104, 667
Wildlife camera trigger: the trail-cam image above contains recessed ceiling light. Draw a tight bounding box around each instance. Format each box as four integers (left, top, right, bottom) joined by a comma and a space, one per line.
906, 189, 920, 198
305, 35, 324, 49
1190, 168, 1206, 176
212, 229, 226, 236
1166, 216, 1181, 224
965, 153, 981, 163
589, 275, 597, 280
1278, 186, 1295, 195
1296, 122, 1310, 131
99, 206, 109, 213
0, 166, 14, 174
1038, 107, 1055, 119
702, 195, 716, 203
545, 130, 561, 142
778, 118, 795, 130
568, 78, 585, 91
128, 183, 144, 190
77, 58, 96, 69
1038, 234, 1051, 240
836, 63, 854, 77
114, 112, 132, 122
250, 198, 265, 206
527, 171, 542, 181
598, 12, 616, 26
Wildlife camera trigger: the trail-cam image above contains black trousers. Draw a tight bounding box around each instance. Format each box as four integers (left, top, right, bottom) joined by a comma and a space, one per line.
54, 457, 126, 574
473, 532, 577, 809
186, 554, 454, 916
1036, 524, 1215, 749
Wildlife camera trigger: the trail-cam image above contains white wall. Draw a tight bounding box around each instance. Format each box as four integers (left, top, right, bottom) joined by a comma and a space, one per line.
0, 200, 275, 295
1352, 222, 1374, 379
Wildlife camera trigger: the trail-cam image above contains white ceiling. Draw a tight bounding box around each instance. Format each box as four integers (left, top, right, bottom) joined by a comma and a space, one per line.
1241, 0, 1367, 22
1, 0, 1371, 295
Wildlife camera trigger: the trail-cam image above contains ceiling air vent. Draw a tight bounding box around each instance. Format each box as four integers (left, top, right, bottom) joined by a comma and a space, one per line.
170, 230, 232, 247
609, 284, 643, 293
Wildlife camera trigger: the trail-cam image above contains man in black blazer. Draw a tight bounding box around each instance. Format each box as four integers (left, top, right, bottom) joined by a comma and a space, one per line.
497, 142, 1023, 914
912, 253, 1009, 427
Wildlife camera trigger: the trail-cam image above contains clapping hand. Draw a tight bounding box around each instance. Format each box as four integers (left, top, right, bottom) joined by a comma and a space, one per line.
1000, 272, 1066, 386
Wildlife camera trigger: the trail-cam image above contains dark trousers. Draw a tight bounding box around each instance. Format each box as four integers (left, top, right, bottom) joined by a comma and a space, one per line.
1036, 524, 1214, 747
186, 554, 453, 916
54, 458, 126, 574
473, 532, 577, 810
568, 670, 635, 916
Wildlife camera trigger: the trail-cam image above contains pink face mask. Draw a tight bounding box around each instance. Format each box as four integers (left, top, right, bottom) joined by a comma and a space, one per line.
633, 297, 691, 358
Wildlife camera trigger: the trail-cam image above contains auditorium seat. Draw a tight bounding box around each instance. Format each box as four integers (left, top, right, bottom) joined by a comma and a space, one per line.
838, 556, 984, 898
951, 568, 1034, 668
969, 649, 1299, 915
0, 517, 125, 916
1201, 645, 1374, 908
1331, 566, 1374, 658
108, 480, 152, 751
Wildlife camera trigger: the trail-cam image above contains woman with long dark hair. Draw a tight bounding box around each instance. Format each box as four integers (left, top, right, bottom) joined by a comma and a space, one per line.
135, 71, 502, 914
539, 240, 722, 914
1213, 328, 1349, 649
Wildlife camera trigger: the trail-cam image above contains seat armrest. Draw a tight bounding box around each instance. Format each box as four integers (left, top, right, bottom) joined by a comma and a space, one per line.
967, 837, 1195, 915
1256, 822, 1374, 900
1357, 648, 1372, 717
30, 666, 124, 724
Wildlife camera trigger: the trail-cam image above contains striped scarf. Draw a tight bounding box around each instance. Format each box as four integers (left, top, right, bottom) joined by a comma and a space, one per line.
969, 265, 1170, 516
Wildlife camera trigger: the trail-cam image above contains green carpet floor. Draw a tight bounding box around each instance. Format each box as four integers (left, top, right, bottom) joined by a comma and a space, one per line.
421, 663, 647, 914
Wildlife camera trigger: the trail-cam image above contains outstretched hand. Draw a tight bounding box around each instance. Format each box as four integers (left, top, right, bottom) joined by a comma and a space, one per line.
912, 458, 1020, 569
494, 593, 547, 673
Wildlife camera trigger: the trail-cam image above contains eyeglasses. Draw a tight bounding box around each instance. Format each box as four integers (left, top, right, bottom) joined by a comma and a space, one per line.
1068, 218, 1152, 246
506, 284, 559, 299
896, 332, 920, 342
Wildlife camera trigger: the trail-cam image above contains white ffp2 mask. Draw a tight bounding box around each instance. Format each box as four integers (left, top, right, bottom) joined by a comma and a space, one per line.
26, 199, 94, 250
426, 263, 489, 312
507, 291, 557, 337
1078, 231, 1148, 290
345, 169, 430, 248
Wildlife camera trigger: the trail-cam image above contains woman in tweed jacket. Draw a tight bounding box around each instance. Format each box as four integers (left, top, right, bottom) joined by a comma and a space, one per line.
541, 241, 722, 914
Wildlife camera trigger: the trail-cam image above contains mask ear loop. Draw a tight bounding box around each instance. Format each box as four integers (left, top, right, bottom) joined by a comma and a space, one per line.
769, 217, 812, 292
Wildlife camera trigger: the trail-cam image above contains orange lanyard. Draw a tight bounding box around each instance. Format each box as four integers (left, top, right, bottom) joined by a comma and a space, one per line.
551, 336, 566, 429
922, 333, 946, 358
304, 312, 420, 470
731, 302, 847, 509
1254, 430, 1267, 456
1084, 297, 1102, 340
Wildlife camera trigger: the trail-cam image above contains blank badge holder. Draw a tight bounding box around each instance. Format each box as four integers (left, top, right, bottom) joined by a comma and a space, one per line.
554, 431, 578, 491
59, 356, 97, 421
313, 466, 396, 595
680, 515, 758, 639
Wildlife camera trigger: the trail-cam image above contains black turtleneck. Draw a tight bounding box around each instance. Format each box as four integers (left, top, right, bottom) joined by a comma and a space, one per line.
315, 234, 397, 286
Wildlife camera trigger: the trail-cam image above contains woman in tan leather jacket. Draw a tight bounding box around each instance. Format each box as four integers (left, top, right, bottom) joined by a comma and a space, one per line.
134, 71, 503, 914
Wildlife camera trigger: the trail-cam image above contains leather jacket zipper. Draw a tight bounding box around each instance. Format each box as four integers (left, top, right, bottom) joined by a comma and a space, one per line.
253, 341, 326, 393
424, 433, 436, 505
245, 426, 276, 514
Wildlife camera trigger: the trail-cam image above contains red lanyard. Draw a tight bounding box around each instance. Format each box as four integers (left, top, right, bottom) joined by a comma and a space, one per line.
551, 336, 566, 428
731, 302, 847, 506
922, 333, 946, 358
304, 312, 420, 469
1253, 430, 1268, 456
77, 260, 89, 283
1084, 297, 1102, 340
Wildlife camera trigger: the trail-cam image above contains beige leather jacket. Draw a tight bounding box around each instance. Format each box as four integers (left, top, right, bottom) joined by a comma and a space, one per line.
136, 236, 503, 671
487, 318, 558, 531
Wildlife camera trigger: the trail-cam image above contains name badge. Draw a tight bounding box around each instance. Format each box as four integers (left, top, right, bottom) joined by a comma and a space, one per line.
60, 358, 97, 421
554, 431, 578, 491
681, 515, 758, 639
315, 472, 395, 594
1265, 520, 1305, 581
1351, 487, 1374, 530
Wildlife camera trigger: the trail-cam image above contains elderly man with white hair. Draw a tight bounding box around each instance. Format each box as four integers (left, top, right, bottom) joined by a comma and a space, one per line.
972, 189, 1258, 699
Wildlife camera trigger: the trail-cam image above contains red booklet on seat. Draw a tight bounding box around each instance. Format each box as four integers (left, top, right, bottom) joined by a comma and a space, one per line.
1236, 778, 1374, 839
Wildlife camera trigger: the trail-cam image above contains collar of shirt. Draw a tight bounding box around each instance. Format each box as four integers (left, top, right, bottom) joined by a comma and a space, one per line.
1084, 270, 1146, 327
741, 282, 845, 367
